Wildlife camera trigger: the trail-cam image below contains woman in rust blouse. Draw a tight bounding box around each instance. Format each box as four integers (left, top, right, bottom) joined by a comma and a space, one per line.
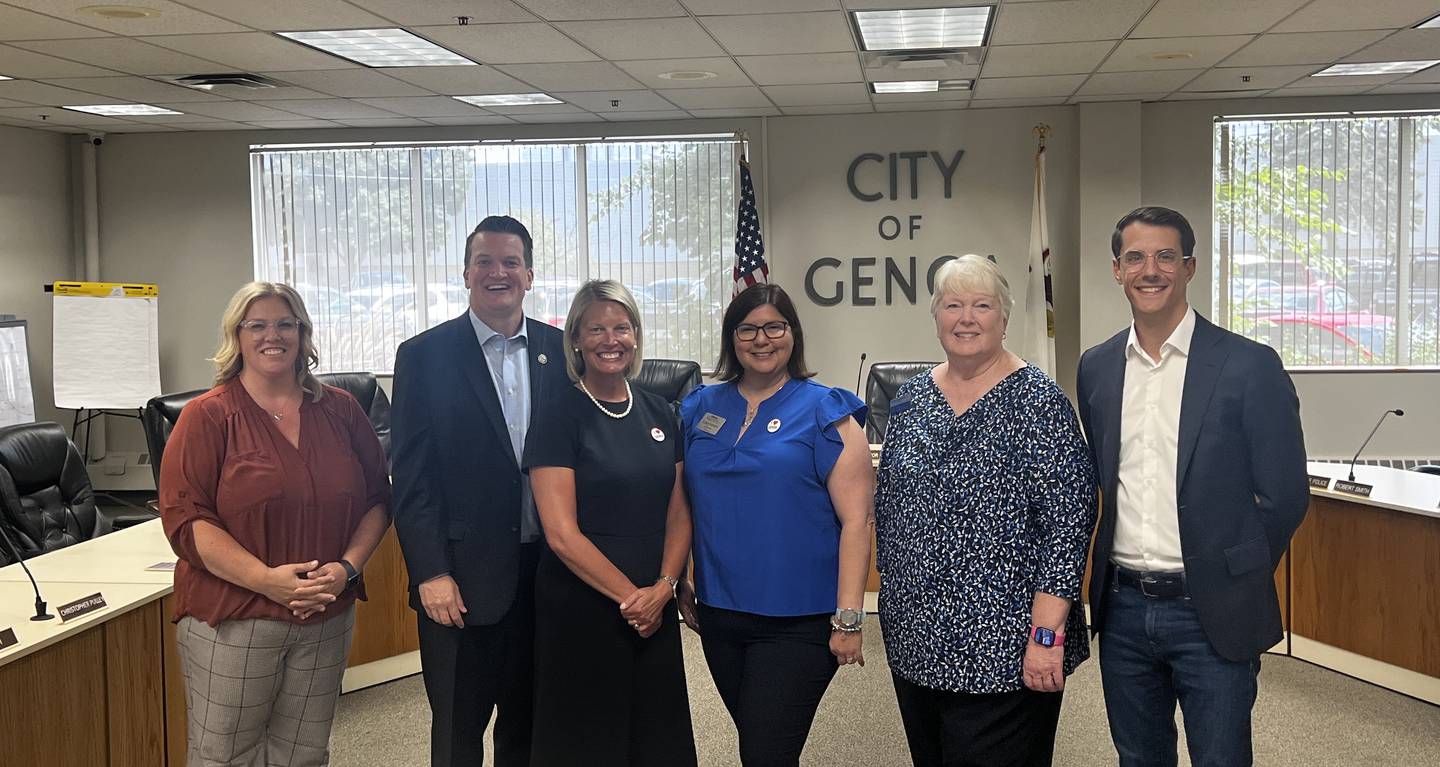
160, 282, 391, 767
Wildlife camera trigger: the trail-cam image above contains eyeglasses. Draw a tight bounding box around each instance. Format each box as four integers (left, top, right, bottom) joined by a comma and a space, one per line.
239, 318, 301, 335
734, 321, 790, 341
1115, 250, 1193, 273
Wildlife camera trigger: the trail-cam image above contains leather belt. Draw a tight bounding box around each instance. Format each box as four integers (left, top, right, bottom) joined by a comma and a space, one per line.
1114, 566, 1188, 599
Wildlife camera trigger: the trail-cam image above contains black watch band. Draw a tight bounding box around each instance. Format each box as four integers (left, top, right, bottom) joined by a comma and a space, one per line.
339, 558, 360, 589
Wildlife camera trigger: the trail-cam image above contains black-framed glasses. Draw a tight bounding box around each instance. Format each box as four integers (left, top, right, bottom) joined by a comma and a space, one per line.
239, 318, 301, 335
734, 321, 790, 341
1115, 250, 1193, 273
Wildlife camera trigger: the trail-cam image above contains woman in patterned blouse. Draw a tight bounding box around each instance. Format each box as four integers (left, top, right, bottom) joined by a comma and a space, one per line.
875, 255, 1097, 767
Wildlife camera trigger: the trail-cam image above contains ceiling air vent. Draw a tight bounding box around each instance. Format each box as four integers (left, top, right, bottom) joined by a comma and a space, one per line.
861, 48, 983, 71
168, 73, 282, 90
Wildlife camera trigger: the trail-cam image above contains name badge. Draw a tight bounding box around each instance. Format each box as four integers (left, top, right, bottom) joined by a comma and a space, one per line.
889, 395, 913, 415
697, 413, 726, 435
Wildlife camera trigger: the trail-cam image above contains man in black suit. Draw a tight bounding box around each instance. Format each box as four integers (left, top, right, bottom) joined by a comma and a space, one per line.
1077, 207, 1309, 767
392, 215, 565, 767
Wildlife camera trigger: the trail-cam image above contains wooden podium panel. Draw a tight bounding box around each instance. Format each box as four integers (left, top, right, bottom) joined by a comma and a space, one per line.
348, 527, 419, 666
1290, 495, 1440, 678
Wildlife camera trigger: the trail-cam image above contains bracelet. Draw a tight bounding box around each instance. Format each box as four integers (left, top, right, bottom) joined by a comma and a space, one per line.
656, 574, 679, 601
829, 617, 863, 633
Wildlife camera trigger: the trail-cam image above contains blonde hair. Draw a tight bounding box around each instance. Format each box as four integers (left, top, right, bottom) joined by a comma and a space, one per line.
563, 280, 644, 383
929, 255, 1014, 323
211, 281, 324, 400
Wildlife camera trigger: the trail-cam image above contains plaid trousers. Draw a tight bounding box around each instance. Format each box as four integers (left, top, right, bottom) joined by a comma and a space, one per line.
176, 605, 355, 767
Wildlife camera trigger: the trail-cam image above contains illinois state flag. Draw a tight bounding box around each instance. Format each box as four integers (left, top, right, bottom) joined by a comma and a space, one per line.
732, 157, 769, 296
1025, 144, 1056, 377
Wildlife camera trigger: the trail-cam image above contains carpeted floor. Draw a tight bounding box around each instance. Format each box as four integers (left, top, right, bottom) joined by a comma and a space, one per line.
331, 627, 1440, 766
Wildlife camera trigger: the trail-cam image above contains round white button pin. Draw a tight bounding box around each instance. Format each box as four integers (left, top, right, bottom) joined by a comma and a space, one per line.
766, 418, 781, 433
651, 427, 665, 442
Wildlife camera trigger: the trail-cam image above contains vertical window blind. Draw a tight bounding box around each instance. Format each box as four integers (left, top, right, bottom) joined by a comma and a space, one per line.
251, 138, 739, 374
1215, 115, 1440, 369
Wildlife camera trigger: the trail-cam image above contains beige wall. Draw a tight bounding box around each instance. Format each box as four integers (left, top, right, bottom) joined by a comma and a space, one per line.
0, 125, 73, 430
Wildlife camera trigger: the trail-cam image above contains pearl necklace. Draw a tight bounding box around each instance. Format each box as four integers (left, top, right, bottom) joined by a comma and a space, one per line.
579, 379, 632, 419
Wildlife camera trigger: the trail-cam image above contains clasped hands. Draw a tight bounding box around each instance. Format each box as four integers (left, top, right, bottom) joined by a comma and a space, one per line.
259, 560, 349, 620
618, 581, 674, 638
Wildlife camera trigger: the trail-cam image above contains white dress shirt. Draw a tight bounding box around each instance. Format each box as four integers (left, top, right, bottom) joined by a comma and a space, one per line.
1112, 306, 1196, 573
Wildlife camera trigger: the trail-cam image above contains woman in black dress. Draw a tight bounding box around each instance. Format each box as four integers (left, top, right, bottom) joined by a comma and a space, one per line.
525, 279, 697, 767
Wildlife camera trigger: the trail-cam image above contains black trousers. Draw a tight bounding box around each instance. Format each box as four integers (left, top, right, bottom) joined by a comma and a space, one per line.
891, 672, 1064, 767
696, 603, 838, 767
416, 543, 539, 767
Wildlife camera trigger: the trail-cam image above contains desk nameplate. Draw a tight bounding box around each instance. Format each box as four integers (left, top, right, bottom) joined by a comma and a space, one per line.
1333, 480, 1374, 498
0, 627, 17, 651
1308, 474, 1331, 490
56, 592, 108, 623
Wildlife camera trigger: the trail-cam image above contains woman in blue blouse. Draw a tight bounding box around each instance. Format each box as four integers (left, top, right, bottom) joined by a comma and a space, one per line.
680, 283, 874, 766
875, 255, 1097, 767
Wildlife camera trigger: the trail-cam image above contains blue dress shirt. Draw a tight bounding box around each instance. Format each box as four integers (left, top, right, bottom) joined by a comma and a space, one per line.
469, 310, 539, 542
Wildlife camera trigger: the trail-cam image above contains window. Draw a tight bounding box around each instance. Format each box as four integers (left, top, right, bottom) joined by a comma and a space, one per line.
251, 138, 739, 374
1215, 115, 1440, 369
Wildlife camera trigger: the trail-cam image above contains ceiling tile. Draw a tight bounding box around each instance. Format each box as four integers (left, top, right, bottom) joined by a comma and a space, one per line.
120, 111, 224, 123
1069, 92, 1168, 103
0, 5, 109, 41
109, 124, 180, 132
497, 62, 646, 91
556, 18, 724, 60
687, 107, 782, 117
991, 0, 1151, 45
174, 0, 391, 30
382, 65, 531, 95
1131, 0, 1308, 38
874, 102, 969, 112
13, 38, 223, 75
334, 117, 435, 127
483, 102, 587, 114
201, 83, 334, 100
1164, 90, 1264, 100
355, 96, 489, 116
417, 23, 597, 64
969, 98, 1069, 109
509, 112, 603, 123
1342, 30, 1440, 63
683, 0, 838, 13
1297, 72, 1408, 86
0, 98, 33, 108
0, 116, 76, 130
1222, 31, 1391, 67
0, 1, 247, 35
761, 82, 868, 105
1272, 0, 1439, 33
737, 53, 861, 85
972, 74, 1086, 99
1269, 83, 1381, 96
422, 115, 518, 125
264, 69, 431, 98
246, 119, 342, 128
0, 42, 124, 77
600, 110, 691, 121
1369, 83, 1440, 94
266, 99, 404, 119
519, 0, 685, 20
1076, 69, 1203, 95
865, 61, 979, 83
40, 76, 218, 103
699, 12, 854, 56
159, 121, 252, 130
0, 80, 135, 105
0, 105, 136, 125
871, 89, 971, 104
157, 101, 312, 121
135, 33, 362, 72
982, 41, 1116, 77
780, 104, 873, 115
1099, 35, 1254, 72
555, 89, 677, 111
618, 57, 755, 88
344, 0, 534, 24
1397, 65, 1440, 84
1181, 65, 1314, 92
659, 86, 772, 109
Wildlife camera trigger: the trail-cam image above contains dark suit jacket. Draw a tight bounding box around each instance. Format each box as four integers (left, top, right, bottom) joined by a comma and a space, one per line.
391, 313, 566, 626
1077, 312, 1309, 661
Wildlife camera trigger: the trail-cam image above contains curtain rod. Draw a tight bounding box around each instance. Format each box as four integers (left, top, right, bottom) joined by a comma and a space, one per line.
251, 132, 743, 152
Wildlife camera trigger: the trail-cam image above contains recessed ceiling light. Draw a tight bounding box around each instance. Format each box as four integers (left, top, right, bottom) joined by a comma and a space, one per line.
1313, 60, 1440, 76
872, 81, 940, 93
454, 93, 563, 107
853, 6, 993, 51
277, 29, 475, 68
77, 5, 160, 19
64, 104, 182, 116
658, 70, 718, 81
1416, 13, 1440, 28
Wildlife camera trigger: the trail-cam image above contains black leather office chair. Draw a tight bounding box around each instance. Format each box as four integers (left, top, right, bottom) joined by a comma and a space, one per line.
0, 422, 110, 560
864, 362, 937, 443
1414, 465, 1440, 476
633, 359, 703, 421
317, 372, 392, 460
142, 388, 207, 489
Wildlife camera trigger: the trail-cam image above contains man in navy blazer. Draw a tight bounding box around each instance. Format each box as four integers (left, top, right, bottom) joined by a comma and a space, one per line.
1077, 207, 1308, 767
392, 216, 566, 767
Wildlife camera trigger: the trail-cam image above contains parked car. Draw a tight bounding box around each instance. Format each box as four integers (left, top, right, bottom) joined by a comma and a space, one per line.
1257, 313, 1394, 366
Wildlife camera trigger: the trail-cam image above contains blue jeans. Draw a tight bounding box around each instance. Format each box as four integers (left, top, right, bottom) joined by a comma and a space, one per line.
1099, 579, 1260, 767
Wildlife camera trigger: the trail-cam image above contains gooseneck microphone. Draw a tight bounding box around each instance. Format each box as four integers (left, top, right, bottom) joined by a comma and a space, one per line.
854, 352, 868, 396
0, 524, 53, 621
1349, 408, 1404, 482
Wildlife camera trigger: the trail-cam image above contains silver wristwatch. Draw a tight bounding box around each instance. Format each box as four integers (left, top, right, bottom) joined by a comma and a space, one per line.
831, 607, 865, 632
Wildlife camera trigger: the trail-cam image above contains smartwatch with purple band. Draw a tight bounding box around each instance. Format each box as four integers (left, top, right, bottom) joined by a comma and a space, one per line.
1030, 625, 1065, 648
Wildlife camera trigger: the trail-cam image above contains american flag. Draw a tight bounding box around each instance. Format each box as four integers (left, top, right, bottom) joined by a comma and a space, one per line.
732, 157, 769, 296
